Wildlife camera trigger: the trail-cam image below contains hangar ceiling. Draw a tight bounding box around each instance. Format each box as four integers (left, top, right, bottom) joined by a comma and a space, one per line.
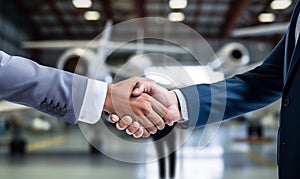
0, 0, 296, 43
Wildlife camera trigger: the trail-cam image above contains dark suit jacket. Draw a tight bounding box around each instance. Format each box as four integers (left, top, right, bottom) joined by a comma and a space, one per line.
179, 2, 300, 178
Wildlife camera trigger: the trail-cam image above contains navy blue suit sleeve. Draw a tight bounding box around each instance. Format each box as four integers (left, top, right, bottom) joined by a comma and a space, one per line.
180, 35, 285, 128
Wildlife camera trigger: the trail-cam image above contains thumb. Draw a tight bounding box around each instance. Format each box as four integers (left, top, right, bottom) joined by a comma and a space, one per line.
132, 78, 156, 96
132, 83, 145, 96
132, 87, 141, 96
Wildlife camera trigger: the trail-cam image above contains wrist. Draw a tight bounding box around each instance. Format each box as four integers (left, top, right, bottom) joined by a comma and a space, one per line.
170, 90, 181, 117
172, 89, 189, 123
104, 83, 113, 113
170, 91, 181, 121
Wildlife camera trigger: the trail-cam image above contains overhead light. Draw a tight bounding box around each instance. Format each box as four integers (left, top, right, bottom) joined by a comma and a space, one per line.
72, 0, 92, 8
84, 11, 100, 21
258, 13, 276, 23
270, 0, 292, 10
169, 0, 188, 9
168, 12, 185, 22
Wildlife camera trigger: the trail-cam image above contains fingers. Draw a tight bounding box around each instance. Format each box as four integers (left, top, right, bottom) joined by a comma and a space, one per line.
133, 84, 176, 127
115, 117, 150, 138
133, 127, 144, 138
115, 116, 132, 130
132, 87, 142, 96
132, 78, 155, 96
132, 127, 150, 138
132, 79, 145, 96
146, 110, 165, 130
150, 98, 174, 126
135, 116, 158, 135
110, 114, 120, 123
163, 110, 176, 126
111, 106, 159, 135
141, 128, 150, 138
129, 96, 168, 132
125, 121, 139, 135
124, 121, 150, 138
111, 99, 173, 136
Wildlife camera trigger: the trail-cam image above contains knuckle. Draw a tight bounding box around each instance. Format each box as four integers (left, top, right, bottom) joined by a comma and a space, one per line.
141, 93, 151, 100
133, 128, 143, 138
148, 126, 157, 134
143, 121, 153, 129
142, 106, 152, 115
142, 132, 150, 138
137, 129, 143, 136
119, 121, 129, 128
129, 125, 137, 133
157, 120, 164, 128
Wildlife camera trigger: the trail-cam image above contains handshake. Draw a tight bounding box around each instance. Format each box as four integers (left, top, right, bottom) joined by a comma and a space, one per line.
103, 77, 181, 138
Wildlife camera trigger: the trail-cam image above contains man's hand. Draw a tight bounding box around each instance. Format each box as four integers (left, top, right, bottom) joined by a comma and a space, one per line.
104, 77, 166, 137
109, 78, 181, 138
132, 78, 181, 125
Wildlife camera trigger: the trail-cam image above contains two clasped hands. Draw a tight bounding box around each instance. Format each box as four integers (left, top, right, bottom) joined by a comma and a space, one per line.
103, 77, 181, 138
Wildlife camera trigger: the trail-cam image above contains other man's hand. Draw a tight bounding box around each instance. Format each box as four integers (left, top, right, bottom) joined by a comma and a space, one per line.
109, 78, 181, 138
104, 77, 166, 137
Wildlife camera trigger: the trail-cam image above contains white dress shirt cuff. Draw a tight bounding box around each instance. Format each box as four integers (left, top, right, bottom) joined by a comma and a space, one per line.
173, 89, 189, 123
78, 79, 107, 124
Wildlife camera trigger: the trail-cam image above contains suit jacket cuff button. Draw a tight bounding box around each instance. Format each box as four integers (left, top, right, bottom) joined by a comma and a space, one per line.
60, 105, 67, 116
39, 98, 48, 109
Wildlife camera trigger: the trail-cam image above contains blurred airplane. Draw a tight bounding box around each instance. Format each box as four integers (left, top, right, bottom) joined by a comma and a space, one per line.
0, 102, 53, 132
0, 100, 56, 156
22, 20, 187, 81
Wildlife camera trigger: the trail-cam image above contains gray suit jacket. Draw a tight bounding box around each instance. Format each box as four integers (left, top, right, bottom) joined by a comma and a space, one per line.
0, 51, 88, 124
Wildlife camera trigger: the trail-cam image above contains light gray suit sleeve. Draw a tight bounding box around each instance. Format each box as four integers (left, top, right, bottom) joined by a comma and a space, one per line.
0, 51, 88, 124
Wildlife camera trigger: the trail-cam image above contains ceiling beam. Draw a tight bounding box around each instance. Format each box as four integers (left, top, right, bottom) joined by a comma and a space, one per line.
48, 0, 71, 39
39, 33, 99, 40
38, 31, 278, 43
220, 0, 251, 38
132, 0, 146, 18
191, 0, 203, 29
16, 0, 43, 40
159, 1, 164, 17
99, 0, 113, 20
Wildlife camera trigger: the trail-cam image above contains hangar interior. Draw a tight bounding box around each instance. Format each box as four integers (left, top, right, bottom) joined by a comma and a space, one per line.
0, 0, 296, 179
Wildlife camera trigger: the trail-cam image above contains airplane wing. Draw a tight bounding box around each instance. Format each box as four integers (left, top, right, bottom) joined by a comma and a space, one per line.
231, 22, 288, 37
22, 40, 187, 54
0, 101, 30, 113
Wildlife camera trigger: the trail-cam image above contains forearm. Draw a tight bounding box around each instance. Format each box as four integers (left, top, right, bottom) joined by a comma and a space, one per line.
179, 34, 285, 128
103, 83, 113, 113
0, 51, 106, 124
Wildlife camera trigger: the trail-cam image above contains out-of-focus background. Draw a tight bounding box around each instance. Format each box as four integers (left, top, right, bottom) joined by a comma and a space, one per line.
0, 0, 295, 178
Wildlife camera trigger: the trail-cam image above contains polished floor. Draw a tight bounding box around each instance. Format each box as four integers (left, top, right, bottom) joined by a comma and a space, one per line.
0, 119, 278, 179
